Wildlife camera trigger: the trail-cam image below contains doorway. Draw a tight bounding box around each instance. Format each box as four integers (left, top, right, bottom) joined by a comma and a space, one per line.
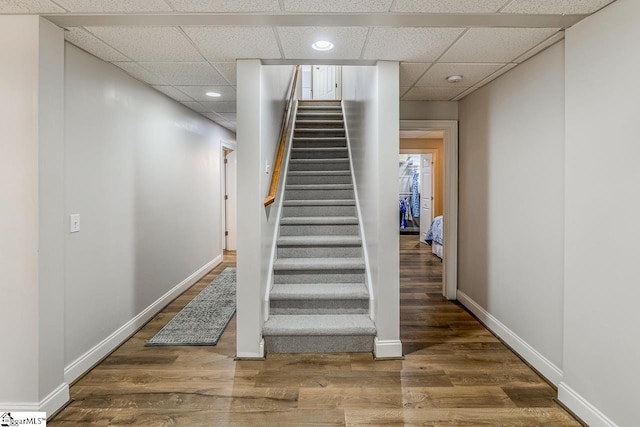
221, 143, 237, 251
300, 65, 342, 100
399, 121, 458, 300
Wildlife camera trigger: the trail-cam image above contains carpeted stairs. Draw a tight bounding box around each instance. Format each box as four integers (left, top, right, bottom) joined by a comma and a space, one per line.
262, 100, 376, 353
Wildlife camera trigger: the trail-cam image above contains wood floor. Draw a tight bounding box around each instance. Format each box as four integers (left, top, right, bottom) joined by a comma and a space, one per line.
51, 236, 581, 426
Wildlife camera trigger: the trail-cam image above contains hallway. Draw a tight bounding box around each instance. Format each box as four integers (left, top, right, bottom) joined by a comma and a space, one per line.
50, 237, 580, 426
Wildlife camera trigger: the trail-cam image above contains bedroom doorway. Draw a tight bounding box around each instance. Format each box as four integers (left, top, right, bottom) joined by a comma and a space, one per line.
399, 120, 458, 300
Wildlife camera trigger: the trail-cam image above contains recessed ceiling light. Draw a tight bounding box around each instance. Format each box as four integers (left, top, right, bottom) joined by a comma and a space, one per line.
206, 91, 221, 97
312, 40, 334, 51
446, 75, 463, 83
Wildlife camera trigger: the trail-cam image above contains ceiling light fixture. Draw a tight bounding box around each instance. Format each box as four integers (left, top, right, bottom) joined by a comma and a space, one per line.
312, 40, 334, 51
446, 75, 463, 83
206, 91, 221, 97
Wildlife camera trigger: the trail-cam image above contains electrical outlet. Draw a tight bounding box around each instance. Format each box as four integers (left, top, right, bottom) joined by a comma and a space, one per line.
265, 161, 270, 174
70, 214, 80, 233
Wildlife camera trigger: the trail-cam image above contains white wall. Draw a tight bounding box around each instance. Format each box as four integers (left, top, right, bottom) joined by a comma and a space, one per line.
400, 101, 458, 120
562, 0, 640, 425
0, 15, 67, 411
64, 43, 233, 373
457, 42, 566, 383
236, 61, 294, 357
343, 62, 401, 357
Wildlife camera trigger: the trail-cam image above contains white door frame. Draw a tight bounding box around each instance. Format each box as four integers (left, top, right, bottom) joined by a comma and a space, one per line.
220, 139, 237, 252
399, 120, 458, 300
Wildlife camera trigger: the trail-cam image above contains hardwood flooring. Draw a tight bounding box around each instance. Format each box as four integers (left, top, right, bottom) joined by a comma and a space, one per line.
51, 239, 581, 426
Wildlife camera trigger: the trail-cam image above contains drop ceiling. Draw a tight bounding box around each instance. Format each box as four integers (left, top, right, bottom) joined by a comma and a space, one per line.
1, 0, 617, 133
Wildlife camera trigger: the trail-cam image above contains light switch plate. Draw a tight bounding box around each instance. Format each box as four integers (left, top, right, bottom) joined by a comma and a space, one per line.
70, 214, 80, 233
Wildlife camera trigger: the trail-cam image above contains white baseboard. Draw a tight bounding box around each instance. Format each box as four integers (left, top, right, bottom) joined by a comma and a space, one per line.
558, 382, 618, 427
0, 382, 69, 415
457, 290, 563, 385
374, 338, 403, 359
237, 338, 265, 359
64, 255, 222, 384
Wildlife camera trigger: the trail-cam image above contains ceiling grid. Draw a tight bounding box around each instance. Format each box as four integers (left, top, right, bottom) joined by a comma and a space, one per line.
0, 0, 617, 132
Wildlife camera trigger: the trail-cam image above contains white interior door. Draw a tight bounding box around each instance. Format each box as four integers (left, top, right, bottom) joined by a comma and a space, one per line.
312, 65, 337, 100
419, 154, 433, 243
225, 150, 237, 251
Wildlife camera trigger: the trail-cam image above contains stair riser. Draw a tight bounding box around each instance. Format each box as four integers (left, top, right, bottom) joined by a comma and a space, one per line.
293, 139, 347, 148
279, 224, 359, 236
295, 121, 344, 129
270, 299, 369, 315
286, 189, 354, 200
295, 130, 346, 138
298, 101, 341, 106
264, 335, 373, 353
287, 174, 352, 185
296, 114, 343, 120
274, 271, 364, 284
290, 149, 349, 160
288, 161, 349, 171
282, 205, 356, 217
277, 246, 362, 258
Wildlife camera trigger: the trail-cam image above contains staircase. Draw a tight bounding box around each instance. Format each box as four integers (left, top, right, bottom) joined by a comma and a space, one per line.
262, 100, 376, 353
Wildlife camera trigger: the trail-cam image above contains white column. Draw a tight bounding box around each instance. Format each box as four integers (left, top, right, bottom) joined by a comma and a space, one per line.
373, 61, 402, 358
0, 16, 67, 412
236, 59, 265, 358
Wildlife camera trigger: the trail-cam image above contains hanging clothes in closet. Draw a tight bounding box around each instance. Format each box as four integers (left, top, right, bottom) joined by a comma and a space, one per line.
411, 171, 420, 218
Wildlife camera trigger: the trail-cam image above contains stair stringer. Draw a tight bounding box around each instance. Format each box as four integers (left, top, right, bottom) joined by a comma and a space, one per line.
341, 100, 376, 323
263, 100, 299, 322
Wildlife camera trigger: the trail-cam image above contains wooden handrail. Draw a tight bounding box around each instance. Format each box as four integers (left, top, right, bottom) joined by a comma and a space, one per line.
264, 65, 301, 207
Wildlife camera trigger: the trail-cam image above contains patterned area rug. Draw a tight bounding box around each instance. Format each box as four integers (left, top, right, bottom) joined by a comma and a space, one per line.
146, 267, 236, 346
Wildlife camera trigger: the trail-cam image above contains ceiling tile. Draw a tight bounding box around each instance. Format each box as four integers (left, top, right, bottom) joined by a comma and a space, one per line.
113, 62, 167, 85
211, 62, 237, 85
64, 27, 129, 62
54, 0, 172, 12
85, 26, 204, 62
364, 27, 465, 62
216, 113, 237, 121
402, 86, 467, 101
278, 27, 368, 60
473, 63, 518, 89
399, 63, 431, 87
439, 27, 559, 63
181, 101, 209, 113
501, 0, 615, 14
199, 101, 237, 113
513, 31, 565, 63
183, 26, 281, 62
416, 63, 504, 87
393, 0, 508, 13
400, 87, 411, 97
203, 112, 226, 121
175, 85, 236, 102
167, 0, 281, 12
0, 0, 65, 13
282, 0, 393, 12
138, 62, 227, 85
152, 85, 194, 102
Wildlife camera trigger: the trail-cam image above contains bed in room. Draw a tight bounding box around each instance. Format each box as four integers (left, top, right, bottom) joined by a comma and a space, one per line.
425, 215, 443, 259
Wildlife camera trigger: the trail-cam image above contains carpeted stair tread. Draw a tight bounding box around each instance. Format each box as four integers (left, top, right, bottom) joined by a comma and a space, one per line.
287, 183, 353, 190
270, 283, 368, 300
274, 257, 365, 271
277, 235, 361, 247
293, 137, 346, 142
295, 120, 344, 124
283, 199, 355, 206
288, 170, 350, 176
263, 314, 375, 336
289, 158, 349, 163
291, 147, 347, 152
280, 216, 358, 225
